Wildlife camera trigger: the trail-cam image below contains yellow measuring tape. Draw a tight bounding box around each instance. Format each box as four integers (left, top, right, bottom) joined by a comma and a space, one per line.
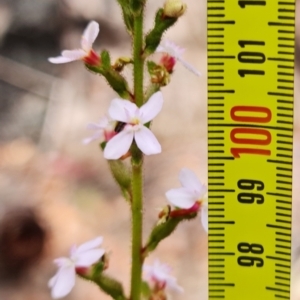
207, 1, 295, 299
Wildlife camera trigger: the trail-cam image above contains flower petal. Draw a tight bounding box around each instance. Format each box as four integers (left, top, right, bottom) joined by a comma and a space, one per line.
165, 187, 197, 209
177, 57, 201, 76
86, 116, 110, 130
75, 236, 103, 255
86, 123, 104, 130
179, 168, 205, 195
82, 132, 103, 144
104, 129, 134, 159
155, 44, 166, 53
156, 40, 185, 58
81, 21, 100, 52
75, 249, 105, 266
144, 259, 169, 281
200, 204, 208, 233
62, 49, 86, 60
49, 265, 76, 299
53, 257, 70, 268
134, 126, 161, 155
139, 92, 163, 124
152, 259, 171, 281
48, 55, 75, 64
48, 272, 59, 288
143, 259, 183, 293
166, 276, 184, 293
49, 49, 86, 63
108, 99, 137, 123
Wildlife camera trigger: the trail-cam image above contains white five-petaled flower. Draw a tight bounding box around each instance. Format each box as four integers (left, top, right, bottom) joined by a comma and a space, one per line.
165, 168, 208, 232
83, 115, 117, 145
156, 40, 201, 76
48, 237, 105, 299
48, 21, 100, 65
143, 259, 184, 293
103, 91, 163, 160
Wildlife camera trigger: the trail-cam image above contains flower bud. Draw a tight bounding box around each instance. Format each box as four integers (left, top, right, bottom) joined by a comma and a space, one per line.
113, 57, 133, 72
163, 0, 187, 18
160, 54, 176, 73
158, 205, 171, 224
147, 61, 170, 86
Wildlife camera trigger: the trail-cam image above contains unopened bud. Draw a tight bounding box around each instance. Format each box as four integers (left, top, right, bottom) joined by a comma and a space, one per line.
163, 0, 187, 18
151, 68, 170, 86
158, 205, 171, 223
160, 54, 176, 73
112, 57, 133, 72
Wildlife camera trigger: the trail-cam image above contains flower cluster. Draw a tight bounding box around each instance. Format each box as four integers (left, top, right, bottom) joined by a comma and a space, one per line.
47, 2, 205, 299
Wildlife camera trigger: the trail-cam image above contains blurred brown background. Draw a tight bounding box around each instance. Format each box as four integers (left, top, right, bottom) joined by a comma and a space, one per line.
0, 0, 299, 300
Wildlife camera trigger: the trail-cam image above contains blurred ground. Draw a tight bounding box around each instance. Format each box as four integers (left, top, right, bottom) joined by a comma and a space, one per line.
0, 1, 298, 300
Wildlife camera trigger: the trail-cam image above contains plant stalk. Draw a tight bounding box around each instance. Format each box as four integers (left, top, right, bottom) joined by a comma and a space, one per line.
132, 12, 144, 107
130, 157, 143, 300
130, 8, 144, 300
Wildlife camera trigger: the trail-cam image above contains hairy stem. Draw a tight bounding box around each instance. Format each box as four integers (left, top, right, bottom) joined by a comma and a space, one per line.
130, 153, 143, 300
130, 8, 144, 300
133, 12, 144, 107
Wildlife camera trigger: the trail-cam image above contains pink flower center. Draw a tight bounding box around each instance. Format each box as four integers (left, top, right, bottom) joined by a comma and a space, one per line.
75, 266, 89, 275
83, 49, 101, 66
160, 54, 176, 72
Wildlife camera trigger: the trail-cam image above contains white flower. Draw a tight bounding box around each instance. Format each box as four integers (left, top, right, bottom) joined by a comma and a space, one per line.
166, 168, 207, 209
143, 259, 183, 293
83, 115, 117, 145
165, 168, 208, 232
48, 237, 105, 299
104, 92, 163, 160
156, 40, 201, 76
48, 21, 100, 64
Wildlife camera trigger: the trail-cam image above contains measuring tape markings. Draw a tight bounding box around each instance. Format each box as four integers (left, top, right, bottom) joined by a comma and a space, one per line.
208, 0, 294, 299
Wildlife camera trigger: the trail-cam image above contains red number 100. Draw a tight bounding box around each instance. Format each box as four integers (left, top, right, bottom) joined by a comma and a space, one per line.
230, 106, 272, 158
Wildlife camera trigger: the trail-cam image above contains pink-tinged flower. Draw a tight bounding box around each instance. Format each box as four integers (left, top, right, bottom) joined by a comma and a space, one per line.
143, 259, 183, 293
166, 168, 207, 209
83, 115, 117, 145
48, 237, 105, 299
103, 92, 163, 160
48, 21, 100, 65
156, 40, 201, 76
165, 168, 208, 232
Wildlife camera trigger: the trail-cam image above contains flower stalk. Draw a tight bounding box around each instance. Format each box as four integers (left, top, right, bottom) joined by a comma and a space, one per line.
133, 13, 144, 107
130, 6, 145, 299
130, 150, 144, 300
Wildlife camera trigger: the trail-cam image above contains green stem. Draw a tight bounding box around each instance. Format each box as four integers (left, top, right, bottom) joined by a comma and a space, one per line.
130, 155, 143, 300
133, 12, 144, 107
130, 9, 144, 300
